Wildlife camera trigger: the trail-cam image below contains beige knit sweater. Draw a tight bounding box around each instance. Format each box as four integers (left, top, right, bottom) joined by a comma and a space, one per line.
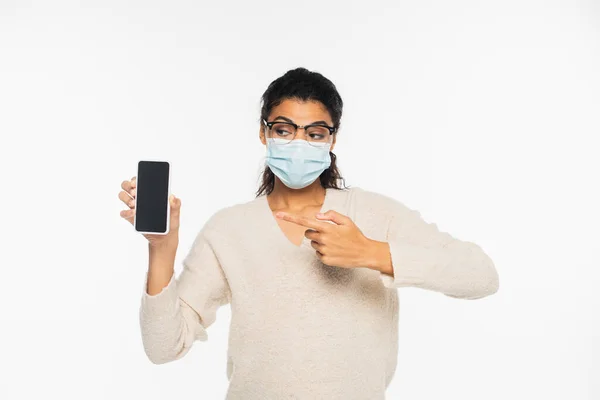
139, 186, 499, 399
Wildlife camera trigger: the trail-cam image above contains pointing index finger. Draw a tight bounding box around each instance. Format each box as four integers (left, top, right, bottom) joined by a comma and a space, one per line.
276, 212, 331, 232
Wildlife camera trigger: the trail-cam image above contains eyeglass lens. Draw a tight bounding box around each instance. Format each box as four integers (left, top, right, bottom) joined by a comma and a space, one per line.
267, 122, 332, 145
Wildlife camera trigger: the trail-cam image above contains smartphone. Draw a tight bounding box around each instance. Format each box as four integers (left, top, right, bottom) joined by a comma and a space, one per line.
134, 160, 171, 235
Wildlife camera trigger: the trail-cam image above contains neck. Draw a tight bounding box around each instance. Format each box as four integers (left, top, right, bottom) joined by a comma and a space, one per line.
268, 180, 326, 212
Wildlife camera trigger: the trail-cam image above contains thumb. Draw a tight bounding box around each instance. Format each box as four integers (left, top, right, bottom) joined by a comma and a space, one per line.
170, 195, 181, 215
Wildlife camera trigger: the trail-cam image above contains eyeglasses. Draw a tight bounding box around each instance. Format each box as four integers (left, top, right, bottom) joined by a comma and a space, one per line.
263, 118, 336, 147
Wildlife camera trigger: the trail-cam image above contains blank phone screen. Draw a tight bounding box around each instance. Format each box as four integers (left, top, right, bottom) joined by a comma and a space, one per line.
135, 161, 170, 233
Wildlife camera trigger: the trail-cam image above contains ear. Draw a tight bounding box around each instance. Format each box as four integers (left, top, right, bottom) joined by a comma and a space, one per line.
259, 127, 266, 146
330, 134, 337, 152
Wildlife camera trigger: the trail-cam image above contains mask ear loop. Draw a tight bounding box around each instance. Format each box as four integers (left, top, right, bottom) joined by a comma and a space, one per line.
262, 129, 273, 167
259, 125, 277, 188
260, 136, 277, 176
256, 153, 270, 192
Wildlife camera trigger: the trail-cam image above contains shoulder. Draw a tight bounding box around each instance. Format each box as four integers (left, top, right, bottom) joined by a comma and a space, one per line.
201, 195, 264, 234
348, 186, 412, 218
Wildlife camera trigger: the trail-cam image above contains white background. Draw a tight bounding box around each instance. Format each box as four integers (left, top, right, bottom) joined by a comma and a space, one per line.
1, 0, 598, 399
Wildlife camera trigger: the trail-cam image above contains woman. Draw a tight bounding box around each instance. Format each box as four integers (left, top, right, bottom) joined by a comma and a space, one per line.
118, 67, 499, 399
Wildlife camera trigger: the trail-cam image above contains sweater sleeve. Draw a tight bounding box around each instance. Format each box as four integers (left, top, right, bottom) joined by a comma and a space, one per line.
139, 229, 231, 364
378, 205, 499, 299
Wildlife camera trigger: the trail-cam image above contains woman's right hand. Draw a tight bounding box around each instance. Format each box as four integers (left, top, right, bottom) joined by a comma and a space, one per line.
118, 176, 181, 248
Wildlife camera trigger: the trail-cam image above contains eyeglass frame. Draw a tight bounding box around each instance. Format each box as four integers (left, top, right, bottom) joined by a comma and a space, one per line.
262, 119, 337, 141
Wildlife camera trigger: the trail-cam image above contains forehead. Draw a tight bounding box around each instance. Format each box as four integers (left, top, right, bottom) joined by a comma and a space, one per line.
269, 99, 332, 124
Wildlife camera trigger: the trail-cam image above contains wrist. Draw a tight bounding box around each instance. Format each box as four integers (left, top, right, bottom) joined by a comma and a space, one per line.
149, 235, 179, 255
363, 239, 393, 275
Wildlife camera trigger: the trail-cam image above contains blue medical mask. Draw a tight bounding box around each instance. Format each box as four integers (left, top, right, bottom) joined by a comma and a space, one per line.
265, 138, 332, 189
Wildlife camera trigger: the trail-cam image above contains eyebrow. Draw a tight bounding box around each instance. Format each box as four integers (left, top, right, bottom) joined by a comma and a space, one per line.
272, 115, 331, 126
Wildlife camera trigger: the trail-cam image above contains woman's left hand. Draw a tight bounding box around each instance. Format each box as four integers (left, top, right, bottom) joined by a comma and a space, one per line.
275, 209, 377, 268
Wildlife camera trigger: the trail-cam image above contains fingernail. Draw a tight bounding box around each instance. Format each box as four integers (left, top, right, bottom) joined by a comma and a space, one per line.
316, 213, 324, 217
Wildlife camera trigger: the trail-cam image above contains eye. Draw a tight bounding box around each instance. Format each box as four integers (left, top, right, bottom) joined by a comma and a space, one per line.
272, 123, 294, 136
307, 126, 330, 141
276, 128, 291, 136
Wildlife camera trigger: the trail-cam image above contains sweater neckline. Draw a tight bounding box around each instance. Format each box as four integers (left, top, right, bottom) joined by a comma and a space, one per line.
262, 187, 332, 251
